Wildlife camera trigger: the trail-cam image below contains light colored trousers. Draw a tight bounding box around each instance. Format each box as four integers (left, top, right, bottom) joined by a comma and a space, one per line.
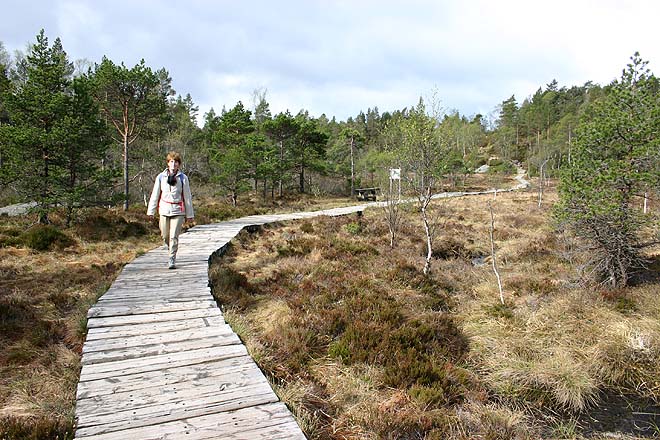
159, 215, 185, 258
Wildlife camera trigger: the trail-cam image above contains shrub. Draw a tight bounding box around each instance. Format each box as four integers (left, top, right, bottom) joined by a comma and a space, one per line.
325, 237, 378, 258
119, 220, 147, 238
484, 302, 515, 319
506, 275, 557, 297
345, 221, 362, 235
300, 221, 314, 234
209, 265, 257, 310
409, 384, 447, 407
276, 237, 317, 257
21, 225, 75, 251
267, 318, 321, 372
600, 289, 638, 314
431, 237, 472, 260
0, 226, 24, 247
75, 212, 149, 241
488, 160, 516, 174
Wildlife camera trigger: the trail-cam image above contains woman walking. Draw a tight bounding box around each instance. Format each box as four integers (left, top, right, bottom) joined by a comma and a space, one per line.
147, 151, 194, 269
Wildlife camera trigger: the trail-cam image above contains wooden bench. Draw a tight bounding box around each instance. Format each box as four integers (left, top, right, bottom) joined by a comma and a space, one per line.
355, 187, 380, 201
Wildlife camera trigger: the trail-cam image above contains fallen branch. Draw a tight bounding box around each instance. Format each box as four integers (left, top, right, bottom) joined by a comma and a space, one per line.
488, 201, 505, 305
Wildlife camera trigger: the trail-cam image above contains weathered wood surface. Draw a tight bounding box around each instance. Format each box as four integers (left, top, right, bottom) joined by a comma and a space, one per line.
74, 205, 372, 439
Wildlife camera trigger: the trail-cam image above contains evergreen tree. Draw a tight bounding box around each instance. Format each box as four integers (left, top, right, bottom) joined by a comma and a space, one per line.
210, 101, 255, 206
249, 89, 273, 193
1, 30, 110, 223
263, 111, 299, 197
0, 42, 11, 170
90, 57, 171, 210
164, 94, 203, 175
556, 53, 660, 288
495, 95, 520, 160
58, 75, 113, 224
292, 113, 328, 193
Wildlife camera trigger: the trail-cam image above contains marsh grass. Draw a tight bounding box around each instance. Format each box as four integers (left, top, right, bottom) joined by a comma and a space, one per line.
0, 207, 160, 438
211, 183, 660, 439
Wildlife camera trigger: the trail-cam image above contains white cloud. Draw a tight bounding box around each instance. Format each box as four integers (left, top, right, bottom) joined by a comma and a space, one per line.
3, 0, 660, 123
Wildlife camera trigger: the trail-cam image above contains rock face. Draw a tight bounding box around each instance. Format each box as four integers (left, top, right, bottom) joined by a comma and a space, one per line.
0, 202, 37, 217
475, 164, 490, 174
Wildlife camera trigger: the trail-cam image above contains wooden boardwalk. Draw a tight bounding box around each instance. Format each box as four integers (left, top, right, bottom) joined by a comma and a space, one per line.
74, 205, 369, 440
74, 170, 531, 439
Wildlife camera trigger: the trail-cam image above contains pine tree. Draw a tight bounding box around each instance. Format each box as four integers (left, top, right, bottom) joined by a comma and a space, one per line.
210, 101, 255, 206
90, 57, 170, 210
1, 30, 110, 224
557, 53, 660, 288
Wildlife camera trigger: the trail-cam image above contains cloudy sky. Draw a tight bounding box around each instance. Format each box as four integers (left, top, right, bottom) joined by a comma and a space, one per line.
2, 0, 659, 125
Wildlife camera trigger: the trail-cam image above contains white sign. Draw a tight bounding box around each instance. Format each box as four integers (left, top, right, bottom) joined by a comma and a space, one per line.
389, 168, 401, 180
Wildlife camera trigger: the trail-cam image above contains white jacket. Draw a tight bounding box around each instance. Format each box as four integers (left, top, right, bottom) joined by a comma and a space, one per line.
147, 169, 194, 218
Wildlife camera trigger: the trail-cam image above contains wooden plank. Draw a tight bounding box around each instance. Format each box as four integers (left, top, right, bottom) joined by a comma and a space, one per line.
75, 382, 278, 437
79, 344, 248, 382
76, 355, 257, 398
75, 402, 304, 440
95, 290, 212, 304
77, 366, 272, 418
87, 299, 217, 318
95, 293, 213, 306
86, 308, 222, 329
85, 315, 226, 341
82, 323, 235, 353
81, 332, 241, 365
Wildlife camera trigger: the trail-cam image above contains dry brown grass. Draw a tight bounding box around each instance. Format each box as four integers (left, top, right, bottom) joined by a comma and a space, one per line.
3, 175, 658, 439
0, 207, 161, 438
211, 180, 660, 439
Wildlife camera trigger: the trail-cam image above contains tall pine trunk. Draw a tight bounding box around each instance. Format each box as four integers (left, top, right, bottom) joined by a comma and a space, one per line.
123, 132, 129, 211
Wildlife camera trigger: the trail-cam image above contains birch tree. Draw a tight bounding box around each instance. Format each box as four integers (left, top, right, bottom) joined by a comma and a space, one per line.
386, 97, 448, 275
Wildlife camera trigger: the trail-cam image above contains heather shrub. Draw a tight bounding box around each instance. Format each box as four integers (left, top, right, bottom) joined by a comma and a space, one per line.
209, 265, 257, 310
21, 225, 75, 251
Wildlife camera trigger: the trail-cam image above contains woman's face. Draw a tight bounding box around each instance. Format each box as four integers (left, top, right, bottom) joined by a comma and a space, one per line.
168, 159, 180, 173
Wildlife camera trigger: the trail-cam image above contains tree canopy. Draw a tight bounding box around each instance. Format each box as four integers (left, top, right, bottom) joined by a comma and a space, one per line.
0, 30, 110, 224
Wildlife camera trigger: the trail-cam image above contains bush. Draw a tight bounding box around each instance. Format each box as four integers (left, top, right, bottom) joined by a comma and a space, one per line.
209, 265, 257, 310
21, 225, 75, 251
488, 160, 516, 174
345, 221, 362, 235
484, 302, 515, 319
300, 221, 314, 234
75, 212, 148, 241
324, 237, 378, 258
431, 237, 472, 260
276, 237, 317, 257
0, 226, 23, 247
